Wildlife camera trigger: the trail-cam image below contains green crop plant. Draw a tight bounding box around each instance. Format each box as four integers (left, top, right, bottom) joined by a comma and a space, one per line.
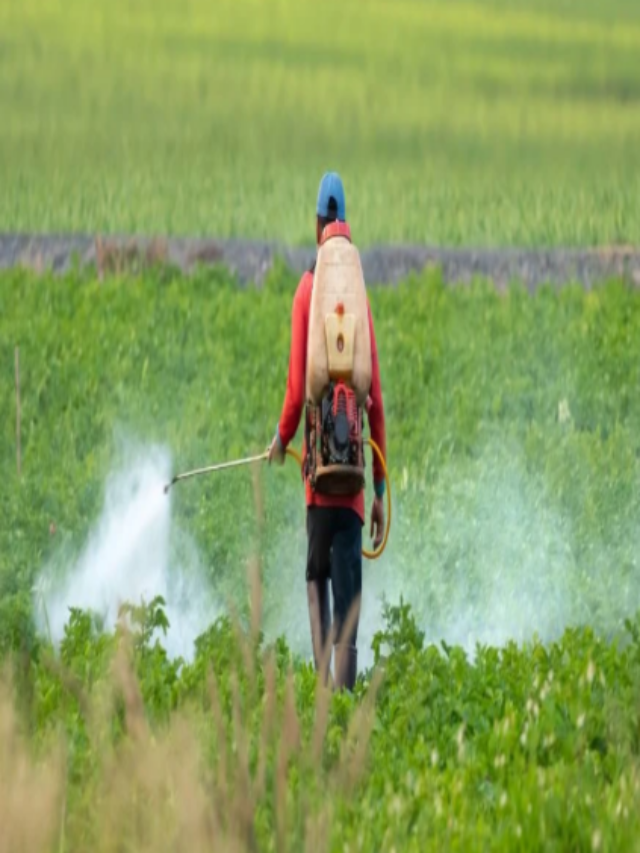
3, 262, 640, 848
3, 568, 640, 851
3, 264, 640, 654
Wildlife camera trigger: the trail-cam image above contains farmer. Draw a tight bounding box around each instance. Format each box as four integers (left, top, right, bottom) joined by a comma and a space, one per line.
267, 171, 387, 691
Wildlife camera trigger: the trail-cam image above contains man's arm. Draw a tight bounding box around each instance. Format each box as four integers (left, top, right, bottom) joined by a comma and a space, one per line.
366, 300, 387, 496
274, 275, 309, 451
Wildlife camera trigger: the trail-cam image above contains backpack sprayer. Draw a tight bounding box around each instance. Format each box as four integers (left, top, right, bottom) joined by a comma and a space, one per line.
163, 438, 391, 560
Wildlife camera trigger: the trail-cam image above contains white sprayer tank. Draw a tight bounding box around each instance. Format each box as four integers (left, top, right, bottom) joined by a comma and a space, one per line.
306, 234, 372, 406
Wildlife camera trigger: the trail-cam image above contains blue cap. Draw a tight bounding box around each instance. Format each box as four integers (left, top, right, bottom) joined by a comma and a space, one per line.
316, 171, 346, 220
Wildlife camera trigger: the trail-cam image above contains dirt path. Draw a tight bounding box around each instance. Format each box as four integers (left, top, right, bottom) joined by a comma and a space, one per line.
2, 233, 639, 290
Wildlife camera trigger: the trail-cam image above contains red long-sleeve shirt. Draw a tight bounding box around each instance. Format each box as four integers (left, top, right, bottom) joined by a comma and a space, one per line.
277, 227, 387, 525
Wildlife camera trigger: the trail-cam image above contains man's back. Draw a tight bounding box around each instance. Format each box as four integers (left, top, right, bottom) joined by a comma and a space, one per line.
276, 224, 387, 524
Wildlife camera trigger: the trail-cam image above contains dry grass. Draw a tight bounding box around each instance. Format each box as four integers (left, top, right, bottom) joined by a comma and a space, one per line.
0, 669, 64, 853
94, 236, 169, 280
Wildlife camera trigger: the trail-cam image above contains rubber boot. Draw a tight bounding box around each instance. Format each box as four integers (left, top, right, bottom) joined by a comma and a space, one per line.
307, 579, 331, 684
333, 643, 357, 692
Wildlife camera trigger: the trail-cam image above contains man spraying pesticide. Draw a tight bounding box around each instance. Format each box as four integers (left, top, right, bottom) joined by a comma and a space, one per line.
267, 171, 389, 692
164, 172, 391, 691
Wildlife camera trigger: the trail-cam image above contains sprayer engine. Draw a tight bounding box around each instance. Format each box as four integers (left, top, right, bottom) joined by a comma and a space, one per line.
305, 380, 366, 496
321, 381, 361, 465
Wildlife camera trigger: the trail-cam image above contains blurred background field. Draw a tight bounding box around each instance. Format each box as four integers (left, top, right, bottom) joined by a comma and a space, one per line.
2, 0, 640, 246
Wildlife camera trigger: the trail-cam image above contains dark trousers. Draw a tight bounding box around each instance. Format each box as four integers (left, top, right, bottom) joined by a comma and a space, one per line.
305, 506, 362, 688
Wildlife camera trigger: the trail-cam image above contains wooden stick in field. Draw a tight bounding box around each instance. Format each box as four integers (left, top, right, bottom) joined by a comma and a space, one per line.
15, 345, 21, 478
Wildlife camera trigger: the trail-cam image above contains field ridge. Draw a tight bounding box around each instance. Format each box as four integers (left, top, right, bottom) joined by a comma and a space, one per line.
2, 232, 640, 290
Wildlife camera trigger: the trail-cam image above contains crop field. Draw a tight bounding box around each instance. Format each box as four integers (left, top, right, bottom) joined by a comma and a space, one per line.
4, 0, 640, 849
3, 264, 640, 849
2, 0, 640, 246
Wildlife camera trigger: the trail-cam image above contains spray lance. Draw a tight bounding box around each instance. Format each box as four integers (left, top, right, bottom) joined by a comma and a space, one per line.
163, 438, 391, 560
164, 451, 275, 491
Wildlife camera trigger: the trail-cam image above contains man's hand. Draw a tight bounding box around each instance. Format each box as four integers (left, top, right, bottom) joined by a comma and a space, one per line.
370, 495, 385, 550
267, 429, 285, 465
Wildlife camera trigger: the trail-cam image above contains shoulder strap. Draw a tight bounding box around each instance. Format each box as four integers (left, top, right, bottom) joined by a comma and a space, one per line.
320, 221, 352, 245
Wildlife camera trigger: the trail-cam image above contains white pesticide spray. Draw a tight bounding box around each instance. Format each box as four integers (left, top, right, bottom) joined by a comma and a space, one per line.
353, 429, 640, 665
33, 428, 639, 675
33, 442, 220, 663
351, 435, 576, 664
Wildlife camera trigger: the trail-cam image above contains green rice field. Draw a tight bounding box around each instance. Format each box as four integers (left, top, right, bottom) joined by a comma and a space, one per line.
2, 0, 640, 245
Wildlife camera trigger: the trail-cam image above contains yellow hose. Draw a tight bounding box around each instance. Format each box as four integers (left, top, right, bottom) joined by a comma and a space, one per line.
362, 437, 391, 560
284, 441, 391, 561
285, 446, 303, 466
